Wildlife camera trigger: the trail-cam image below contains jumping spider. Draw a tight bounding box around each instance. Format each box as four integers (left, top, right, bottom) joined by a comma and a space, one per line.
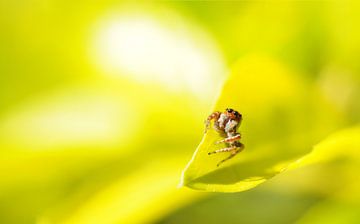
205, 108, 244, 167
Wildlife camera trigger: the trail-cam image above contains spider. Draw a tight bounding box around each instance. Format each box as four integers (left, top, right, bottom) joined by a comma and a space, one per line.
205, 108, 244, 167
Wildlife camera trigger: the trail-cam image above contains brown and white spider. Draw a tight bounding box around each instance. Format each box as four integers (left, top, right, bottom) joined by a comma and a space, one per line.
205, 108, 244, 167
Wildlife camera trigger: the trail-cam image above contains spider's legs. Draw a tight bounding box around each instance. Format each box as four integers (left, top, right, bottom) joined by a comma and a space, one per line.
204, 111, 220, 133
208, 142, 244, 167
208, 146, 237, 155
215, 134, 241, 144
216, 149, 238, 167
216, 145, 243, 167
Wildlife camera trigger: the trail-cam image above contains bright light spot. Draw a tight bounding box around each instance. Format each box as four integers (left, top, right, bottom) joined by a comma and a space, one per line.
0, 87, 138, 150
89, 11, 226, 98
319, 67, 356, 110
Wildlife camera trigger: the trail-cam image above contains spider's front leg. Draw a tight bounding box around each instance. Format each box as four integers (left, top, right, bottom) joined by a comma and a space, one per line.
208, 146, 237, 155
208, 142, 244, 167
215, 134, 241, 144
216, 145, 244, 167
204, 111, 221, 133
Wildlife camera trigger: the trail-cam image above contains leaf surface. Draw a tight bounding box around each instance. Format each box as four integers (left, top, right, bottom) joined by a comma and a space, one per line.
181, 55, 344, 192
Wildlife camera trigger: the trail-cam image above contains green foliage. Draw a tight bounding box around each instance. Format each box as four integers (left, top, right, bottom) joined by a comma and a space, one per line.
290, 126, 360, 169
1, 0, 360, 223
294, 126, 360, 223
181, 55, 346, 192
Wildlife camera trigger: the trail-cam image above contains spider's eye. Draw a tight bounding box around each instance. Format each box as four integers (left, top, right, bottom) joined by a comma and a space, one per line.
233, 111, 239, 116
226, 108, 233, 113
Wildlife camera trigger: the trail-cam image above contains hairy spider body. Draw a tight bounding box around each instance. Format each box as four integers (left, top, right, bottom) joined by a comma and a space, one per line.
205, 108, 244, 166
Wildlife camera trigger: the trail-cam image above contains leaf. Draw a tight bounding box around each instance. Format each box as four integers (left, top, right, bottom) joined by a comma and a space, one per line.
180, 55, 344, 192
288, 125, 360, 170
292, 126, 360, 224
38, 155, 207, 224
0, 82, 209, 223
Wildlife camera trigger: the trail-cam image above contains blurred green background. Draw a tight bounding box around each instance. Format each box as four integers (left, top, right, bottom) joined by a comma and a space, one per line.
0, 1, 360, 223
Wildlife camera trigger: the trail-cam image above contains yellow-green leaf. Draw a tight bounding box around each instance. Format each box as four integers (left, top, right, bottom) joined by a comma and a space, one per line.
180, 55, 344, 192
293, 126, 360, 223
289, 125, 360, 170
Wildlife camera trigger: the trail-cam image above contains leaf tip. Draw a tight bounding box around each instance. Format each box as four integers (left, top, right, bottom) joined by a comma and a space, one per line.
177, 177, 184, 188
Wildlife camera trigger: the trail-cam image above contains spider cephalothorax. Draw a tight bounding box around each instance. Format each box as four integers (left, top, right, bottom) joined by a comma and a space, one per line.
205, 108, 244, 166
